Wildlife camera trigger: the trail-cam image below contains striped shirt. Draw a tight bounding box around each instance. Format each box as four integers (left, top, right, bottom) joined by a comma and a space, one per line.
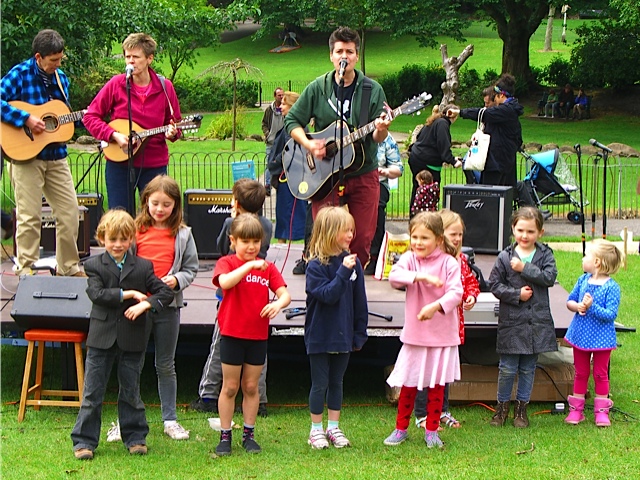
1, 57, 70, 160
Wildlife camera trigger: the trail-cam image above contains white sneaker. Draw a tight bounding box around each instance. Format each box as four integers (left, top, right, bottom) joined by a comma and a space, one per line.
164, 422, 190, 440
106, 421, 121, 443
308, 429, 329, 449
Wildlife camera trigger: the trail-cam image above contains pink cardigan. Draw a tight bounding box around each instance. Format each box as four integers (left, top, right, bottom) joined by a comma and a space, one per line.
389, 249, 463, 347
83, 68, 181, 168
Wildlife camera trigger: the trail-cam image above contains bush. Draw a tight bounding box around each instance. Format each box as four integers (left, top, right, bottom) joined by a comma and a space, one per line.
571, 20, 640, 89
539, 55, 575, 88
204, 108, 248, 140
454, 68, 500, 107
378, 63, 444, 107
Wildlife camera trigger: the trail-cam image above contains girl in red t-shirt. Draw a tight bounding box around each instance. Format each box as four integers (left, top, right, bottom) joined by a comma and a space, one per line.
212, 214, 291, 456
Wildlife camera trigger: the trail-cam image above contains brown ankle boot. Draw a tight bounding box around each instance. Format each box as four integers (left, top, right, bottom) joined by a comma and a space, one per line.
513, 400, 530, 428
490, 401, 510, 426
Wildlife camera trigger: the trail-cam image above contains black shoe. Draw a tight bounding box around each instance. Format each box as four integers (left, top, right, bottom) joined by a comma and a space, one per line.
292, 258, 306, 275
265, 186, 271, 197
190, 397, 218, 413
215, 437, 232, 456
363, 258, 377, 275
258, 403, 268, 418
242, 436, 262, 454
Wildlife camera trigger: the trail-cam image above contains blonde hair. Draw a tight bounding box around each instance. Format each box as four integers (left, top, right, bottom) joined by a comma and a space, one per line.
426, 103, 459, 126
229, 213, 264, 241
590, 239, 625, 275
438, 208, 464, 255
308, 206, 355, 265
409, 211, 457, 257
135, 175, 184, 236
282, 91, 300, 107
95, 209, 135, 246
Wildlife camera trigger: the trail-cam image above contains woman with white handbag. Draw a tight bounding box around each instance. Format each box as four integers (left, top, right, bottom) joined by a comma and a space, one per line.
460, 74, 524, 189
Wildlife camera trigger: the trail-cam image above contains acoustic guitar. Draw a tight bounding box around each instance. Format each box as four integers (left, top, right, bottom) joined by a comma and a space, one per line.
1, 100, 86, 161
282, 93, 431, 201
102, 115, 203, 161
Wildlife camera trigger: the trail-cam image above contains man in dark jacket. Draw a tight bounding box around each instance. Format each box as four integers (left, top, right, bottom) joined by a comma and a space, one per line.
460, 74, 524, 189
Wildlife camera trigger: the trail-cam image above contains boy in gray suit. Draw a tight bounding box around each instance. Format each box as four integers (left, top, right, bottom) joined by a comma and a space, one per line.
71, 210, 174, 460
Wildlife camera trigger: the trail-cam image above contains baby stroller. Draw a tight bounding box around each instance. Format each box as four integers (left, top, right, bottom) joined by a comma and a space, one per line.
517, 148, 586, 224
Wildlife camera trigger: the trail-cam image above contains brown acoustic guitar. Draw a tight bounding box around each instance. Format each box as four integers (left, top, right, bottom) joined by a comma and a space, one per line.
102, 115, 202, 161
1, 100, 86, 161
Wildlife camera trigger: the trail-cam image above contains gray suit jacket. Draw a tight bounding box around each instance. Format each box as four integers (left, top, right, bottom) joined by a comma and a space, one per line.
84, 251, 174, 352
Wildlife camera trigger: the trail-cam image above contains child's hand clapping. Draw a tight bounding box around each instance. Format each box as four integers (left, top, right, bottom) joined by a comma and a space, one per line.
577, 292, 593, 315
415, 273, 444, 287
520, 285, 533, 301
510, 257, 525, 272
342, 254, 357, 270
417, 302, 440, 321
252, 259, 268, 271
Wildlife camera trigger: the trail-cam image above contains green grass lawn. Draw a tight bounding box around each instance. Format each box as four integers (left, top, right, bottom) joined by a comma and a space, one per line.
1, 252, 639, 479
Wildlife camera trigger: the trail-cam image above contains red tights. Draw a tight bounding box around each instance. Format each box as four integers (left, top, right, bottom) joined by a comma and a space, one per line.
396, 385, 444, 432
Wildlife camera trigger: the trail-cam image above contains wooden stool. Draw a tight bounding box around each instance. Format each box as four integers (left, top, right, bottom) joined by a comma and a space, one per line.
18, 329, 87, 422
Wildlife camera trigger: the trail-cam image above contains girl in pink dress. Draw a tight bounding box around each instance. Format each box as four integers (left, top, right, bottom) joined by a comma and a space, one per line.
383, 212, 463, 448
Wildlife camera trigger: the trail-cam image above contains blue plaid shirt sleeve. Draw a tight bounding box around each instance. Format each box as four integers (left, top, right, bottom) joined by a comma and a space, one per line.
1, 57, 69, 159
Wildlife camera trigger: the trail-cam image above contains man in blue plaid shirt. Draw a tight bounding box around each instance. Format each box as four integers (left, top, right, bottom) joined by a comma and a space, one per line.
1, 29, 83, 277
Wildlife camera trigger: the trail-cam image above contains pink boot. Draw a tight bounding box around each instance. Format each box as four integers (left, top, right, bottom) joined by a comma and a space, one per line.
564, 395, 586, 424
593, 397, 614, 427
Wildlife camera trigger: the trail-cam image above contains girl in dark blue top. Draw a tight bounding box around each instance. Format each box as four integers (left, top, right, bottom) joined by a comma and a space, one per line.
305, 206, 368, 449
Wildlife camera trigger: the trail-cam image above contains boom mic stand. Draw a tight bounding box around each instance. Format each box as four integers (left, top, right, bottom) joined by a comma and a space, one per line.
125, 73, 136, 217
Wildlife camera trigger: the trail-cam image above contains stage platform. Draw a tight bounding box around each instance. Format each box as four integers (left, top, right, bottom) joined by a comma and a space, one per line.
1, 243, 573, 352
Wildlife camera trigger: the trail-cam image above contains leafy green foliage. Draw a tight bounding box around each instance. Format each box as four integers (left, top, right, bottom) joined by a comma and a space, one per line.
378, 63, 444, 107
174, 77, 258, 112
571, 20, 640, 89
204, 107, 249, 139
539, 55, 575, 88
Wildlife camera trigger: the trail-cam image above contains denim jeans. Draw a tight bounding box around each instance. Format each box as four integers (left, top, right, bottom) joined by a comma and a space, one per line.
105, 161, 167, 210
145, 307, 180, 422
496, 353, 538, 402
71, 344, 148, 451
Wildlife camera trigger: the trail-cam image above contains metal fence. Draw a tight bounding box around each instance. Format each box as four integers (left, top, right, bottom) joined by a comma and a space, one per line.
2, 152, 639, 221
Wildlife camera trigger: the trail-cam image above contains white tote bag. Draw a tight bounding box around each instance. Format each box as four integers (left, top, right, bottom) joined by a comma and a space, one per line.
463, 107, 490, 171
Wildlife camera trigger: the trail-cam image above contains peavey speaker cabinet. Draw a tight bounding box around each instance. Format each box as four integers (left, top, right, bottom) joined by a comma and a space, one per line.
183, 189, 233, 259
444, 184, 513, 254
10, 276, 91, 332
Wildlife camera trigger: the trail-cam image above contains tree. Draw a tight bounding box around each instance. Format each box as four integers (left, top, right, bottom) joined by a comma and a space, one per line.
199, 58, 262, 150
544, 5, 557, 52
439, 44, 474, 107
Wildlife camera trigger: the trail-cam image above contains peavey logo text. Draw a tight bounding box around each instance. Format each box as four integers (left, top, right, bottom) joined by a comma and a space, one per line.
208, 205, 232, 214
464, 199, 484, 210
245, 273, 269, 287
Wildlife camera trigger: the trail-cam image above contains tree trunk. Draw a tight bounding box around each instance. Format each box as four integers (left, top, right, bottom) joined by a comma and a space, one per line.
502, 29, 534, 86
232, 71, 237, 152
439, 44, 474, 108
544, 6, 556, 52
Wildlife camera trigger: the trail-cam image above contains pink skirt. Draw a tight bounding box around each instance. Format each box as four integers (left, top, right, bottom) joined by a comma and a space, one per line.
386, 345, 460, 389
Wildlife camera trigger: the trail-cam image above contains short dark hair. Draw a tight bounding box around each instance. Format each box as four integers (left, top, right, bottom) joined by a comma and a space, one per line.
32, 30, 64, 57
329, 27, 360, 54
274, 87, 283, 96
232, 178, 266, 214
495, 74, 516, 97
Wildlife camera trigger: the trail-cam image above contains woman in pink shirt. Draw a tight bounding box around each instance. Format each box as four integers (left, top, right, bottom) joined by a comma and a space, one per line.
83, 33, 182, 211
383, 212, 463, 449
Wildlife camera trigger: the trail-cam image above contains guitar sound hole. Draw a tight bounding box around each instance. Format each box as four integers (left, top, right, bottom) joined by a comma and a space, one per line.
43, 115, 59, 132
325, 142, 338, 160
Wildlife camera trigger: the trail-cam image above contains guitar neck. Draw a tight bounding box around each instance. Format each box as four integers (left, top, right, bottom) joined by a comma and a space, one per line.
340, 105, 404, 148
60, 110, 86, 125
136, 125, 172, 140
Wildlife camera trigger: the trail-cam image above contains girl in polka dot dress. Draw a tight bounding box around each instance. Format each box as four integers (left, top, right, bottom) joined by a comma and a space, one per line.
564, 239, 624, 427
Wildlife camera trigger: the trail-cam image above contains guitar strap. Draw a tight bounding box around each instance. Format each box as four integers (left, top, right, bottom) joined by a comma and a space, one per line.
54, 70, 72, 110
157, 75, 175, 117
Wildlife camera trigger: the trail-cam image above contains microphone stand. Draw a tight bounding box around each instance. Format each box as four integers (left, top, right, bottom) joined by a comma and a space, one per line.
601, 148, 608, 238
337, 68, 346, 206
574, 144, 586, 256
126, 73, 136, 217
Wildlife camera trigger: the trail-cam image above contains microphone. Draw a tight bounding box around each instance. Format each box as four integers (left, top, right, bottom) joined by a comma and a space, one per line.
589, 138, 612, 153
337, 59, 348, 81
125, 64, 134, 80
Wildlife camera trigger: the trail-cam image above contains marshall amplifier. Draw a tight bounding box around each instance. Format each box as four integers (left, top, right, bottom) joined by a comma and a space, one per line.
76, 193, 104, 246
184, 189, 233, 259
10, 276, 91, 332
444, 184, 513, 254
13, 206, 91, 258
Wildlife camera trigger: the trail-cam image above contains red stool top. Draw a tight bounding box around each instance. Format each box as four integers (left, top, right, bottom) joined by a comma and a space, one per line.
24, 329, 87, 343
